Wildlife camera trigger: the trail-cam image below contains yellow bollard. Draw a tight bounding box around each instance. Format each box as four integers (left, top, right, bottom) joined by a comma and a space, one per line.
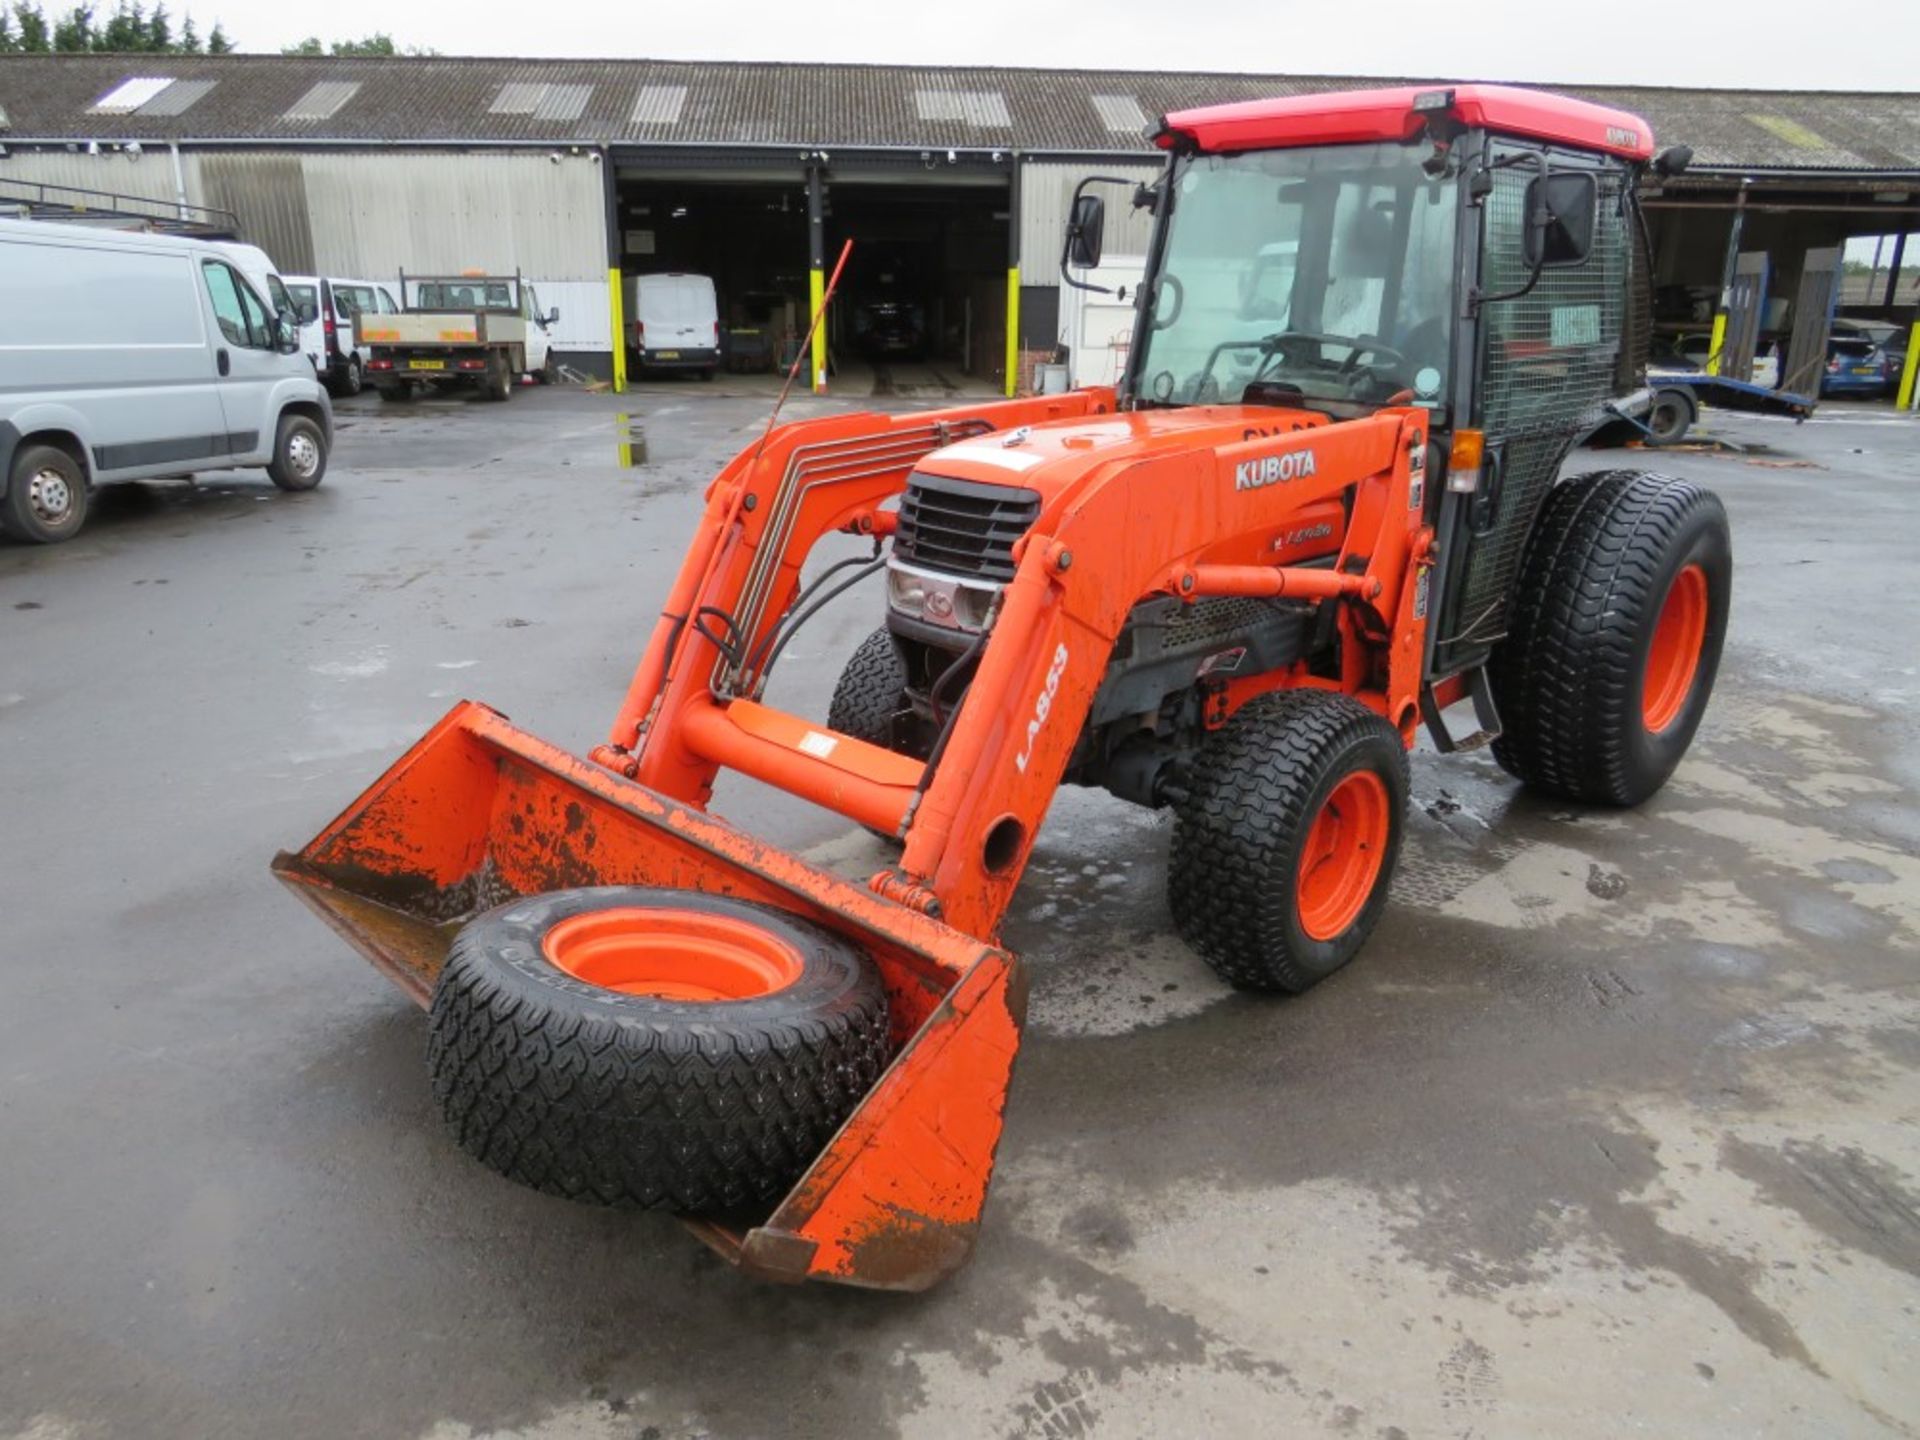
1898, 320, 1920, 412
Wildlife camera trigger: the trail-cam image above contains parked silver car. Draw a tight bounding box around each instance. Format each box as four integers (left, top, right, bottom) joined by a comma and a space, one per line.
0, 218, 332, 543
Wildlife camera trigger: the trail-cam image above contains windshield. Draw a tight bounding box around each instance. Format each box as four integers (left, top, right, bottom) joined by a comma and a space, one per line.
1134, 141, 1458, 411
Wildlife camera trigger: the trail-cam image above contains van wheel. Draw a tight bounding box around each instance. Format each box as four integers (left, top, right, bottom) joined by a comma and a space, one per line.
333, 355, 363, 399
267, 415, 328, 492
2, 443, 89, 544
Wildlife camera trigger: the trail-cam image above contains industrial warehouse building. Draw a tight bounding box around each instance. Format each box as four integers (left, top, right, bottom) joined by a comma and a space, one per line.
1, 54, 1916, 397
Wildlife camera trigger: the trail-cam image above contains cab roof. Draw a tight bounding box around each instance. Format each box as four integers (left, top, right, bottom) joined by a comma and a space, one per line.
1154, 82, 1656, 162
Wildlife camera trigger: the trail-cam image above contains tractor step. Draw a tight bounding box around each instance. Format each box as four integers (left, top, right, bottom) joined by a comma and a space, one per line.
1419, 666, 1503, 755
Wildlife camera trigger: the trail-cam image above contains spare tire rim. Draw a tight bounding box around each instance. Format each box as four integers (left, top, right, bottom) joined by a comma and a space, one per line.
1296, 770, 1391, 942
541, 908, 806, 1001
1643, 563, 1708, 733
28, 466, 74, 524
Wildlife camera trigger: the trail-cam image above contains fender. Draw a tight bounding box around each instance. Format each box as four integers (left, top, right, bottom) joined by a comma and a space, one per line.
0, 404, 95, 497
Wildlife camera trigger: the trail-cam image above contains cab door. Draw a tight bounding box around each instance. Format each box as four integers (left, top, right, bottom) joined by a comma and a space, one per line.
198, 257, 286, 463
522, 284, 552, 373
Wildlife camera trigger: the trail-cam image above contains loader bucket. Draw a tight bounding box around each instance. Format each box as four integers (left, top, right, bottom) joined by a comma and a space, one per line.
273, 700, 1025, 1291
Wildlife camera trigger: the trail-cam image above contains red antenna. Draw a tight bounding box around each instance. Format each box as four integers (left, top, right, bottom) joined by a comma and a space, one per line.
754, 238, 853, 462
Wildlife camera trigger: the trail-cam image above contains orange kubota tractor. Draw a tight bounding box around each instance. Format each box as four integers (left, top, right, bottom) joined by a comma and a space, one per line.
277, 85, 1728, 1290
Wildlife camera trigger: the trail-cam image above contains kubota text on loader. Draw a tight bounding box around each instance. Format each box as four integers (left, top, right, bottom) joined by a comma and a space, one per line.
277, 84, 1729, 1291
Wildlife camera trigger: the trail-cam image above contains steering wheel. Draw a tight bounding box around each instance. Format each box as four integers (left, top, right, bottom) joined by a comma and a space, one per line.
1336, 337, 1407, 375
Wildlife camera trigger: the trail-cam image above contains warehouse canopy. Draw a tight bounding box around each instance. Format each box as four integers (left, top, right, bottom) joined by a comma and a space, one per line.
0, 54, 1916, 173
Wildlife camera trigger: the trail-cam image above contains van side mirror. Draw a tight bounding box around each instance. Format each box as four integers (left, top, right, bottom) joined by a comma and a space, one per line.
1066, 194, 1106, 271
546, 307, 560, 326
274, 311, 303, 354
1523, 171, 1597, 268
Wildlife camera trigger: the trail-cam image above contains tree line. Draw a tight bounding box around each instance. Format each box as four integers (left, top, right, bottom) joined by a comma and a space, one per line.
0, 3, 430, 55
0, 2, 228, 53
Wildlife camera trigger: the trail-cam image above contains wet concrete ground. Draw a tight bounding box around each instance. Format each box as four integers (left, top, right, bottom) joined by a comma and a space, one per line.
2, 387, 1917, 1439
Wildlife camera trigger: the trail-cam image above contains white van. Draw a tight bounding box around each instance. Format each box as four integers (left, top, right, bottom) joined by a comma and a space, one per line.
624, 272, 719, 379
283, 275, 403, 396
0, 218, 333, 544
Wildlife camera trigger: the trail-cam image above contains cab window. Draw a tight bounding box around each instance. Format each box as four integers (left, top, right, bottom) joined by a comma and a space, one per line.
201, 260, 273, 350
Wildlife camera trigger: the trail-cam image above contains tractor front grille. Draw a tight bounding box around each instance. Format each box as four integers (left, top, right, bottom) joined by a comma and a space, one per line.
893, 472, 1041, 583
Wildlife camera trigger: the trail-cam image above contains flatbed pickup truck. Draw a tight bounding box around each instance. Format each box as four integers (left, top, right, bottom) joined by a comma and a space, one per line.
361, 272, 558, 402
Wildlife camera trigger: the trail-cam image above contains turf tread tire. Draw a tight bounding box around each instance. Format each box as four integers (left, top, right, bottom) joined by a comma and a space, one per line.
427, 887, 890, 1212
826, 627, 912, 751
1489, 469, 1730, 807
1169, 691, 1408, 994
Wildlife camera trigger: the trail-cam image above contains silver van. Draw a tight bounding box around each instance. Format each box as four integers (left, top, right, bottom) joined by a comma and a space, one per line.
0, 218, 333, 544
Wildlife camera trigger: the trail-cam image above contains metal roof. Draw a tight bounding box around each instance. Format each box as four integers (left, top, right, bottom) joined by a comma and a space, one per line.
0, 54, 1915, 173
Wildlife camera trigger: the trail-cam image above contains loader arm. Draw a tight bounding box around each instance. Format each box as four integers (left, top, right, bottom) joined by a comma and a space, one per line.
603, 395, 1431, 940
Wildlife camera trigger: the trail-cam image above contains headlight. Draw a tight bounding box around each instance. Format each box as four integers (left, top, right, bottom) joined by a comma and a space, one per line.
887, 567, 928, 614
886, 558, 1000, 634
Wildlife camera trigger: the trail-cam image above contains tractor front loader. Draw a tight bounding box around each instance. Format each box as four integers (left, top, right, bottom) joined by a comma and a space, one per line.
278, 84, 1731, 1291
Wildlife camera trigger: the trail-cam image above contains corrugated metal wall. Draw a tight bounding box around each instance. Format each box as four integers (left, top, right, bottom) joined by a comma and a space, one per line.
0, 145, 203, 211
1018, 160, 1161, 280
2, 146, 614, 349
297, 151, 605, 281
200, 154, 316, 273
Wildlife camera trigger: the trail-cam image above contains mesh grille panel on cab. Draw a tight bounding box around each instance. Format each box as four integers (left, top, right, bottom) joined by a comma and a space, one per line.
894, 473, 1041, 582
1433, 157, 1629, 674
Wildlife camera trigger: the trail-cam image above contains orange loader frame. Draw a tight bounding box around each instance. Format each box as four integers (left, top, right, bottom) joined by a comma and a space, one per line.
275, 387, 1433, 1290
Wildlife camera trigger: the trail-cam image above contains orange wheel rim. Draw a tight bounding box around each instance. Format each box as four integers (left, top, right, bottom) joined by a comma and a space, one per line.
541, 908, 805, 1001
1296, 770, 1392, 942
1643, 563, 1709, 733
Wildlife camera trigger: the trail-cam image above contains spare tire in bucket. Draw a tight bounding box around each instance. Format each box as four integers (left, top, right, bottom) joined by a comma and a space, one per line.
427, 887, 891, 1212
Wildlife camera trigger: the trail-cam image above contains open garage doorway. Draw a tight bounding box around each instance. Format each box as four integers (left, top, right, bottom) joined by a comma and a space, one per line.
611, 152, 1010, 398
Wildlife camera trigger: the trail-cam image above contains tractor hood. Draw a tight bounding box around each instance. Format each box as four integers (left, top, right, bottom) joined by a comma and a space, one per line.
919, 405, 1330, 501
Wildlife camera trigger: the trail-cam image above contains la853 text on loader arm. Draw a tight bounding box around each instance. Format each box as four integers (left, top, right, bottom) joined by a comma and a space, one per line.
276, 84, 1728, 1292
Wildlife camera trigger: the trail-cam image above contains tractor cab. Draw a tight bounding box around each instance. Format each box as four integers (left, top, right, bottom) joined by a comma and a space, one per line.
1066, 83, 1685, 686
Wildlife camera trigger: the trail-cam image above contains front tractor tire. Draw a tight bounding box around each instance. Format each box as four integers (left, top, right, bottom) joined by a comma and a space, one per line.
827, 627, 914, 754
1170, 692, 1409, 994
1489, 470, 1731, 807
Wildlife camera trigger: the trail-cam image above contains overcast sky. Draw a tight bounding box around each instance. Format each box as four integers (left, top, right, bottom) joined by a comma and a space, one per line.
202, 0, 1914, 92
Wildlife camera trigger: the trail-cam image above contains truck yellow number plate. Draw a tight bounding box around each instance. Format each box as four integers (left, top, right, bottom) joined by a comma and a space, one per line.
409, 359, 446, 371
657, 351, 681, 360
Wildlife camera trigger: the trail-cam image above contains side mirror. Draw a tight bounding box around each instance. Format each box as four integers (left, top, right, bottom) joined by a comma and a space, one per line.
1523, 171, 1597, 268
1652, 144, 1693, 179
274, 313, 302, 355
546, 307, 560, 326
1066, 194, 1105, 271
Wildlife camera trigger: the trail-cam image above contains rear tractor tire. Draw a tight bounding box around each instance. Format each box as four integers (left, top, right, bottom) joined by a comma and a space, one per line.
1489, 470, 1730, 807
427, 887, 891, 1212
1169, 691, 1409, 994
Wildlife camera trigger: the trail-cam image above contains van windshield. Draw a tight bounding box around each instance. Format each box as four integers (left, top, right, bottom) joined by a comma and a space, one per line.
1132, 141, 1458, 412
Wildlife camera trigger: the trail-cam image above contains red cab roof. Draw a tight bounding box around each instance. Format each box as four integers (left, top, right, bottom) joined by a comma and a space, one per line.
1156, 83, 1655, 162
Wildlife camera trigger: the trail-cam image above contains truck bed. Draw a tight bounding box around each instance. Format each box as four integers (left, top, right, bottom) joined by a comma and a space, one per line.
359, 311, 527, 349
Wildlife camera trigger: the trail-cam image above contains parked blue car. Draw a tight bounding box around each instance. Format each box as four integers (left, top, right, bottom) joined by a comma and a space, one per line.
1822, 336, 1891, 397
